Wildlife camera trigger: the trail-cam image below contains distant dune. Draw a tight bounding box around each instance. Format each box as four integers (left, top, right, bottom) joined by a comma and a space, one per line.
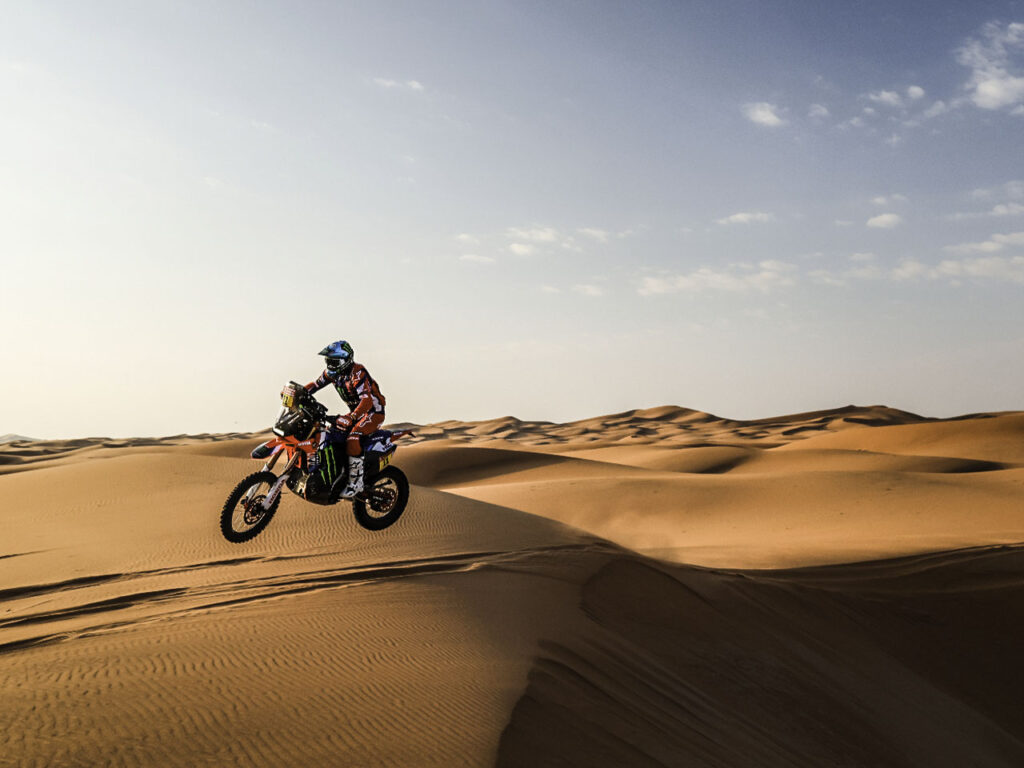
2, 405, 1023, 766
0, 433, 39, 444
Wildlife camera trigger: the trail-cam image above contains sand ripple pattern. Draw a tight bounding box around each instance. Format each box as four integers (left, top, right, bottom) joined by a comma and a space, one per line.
3, 406, 1024, 766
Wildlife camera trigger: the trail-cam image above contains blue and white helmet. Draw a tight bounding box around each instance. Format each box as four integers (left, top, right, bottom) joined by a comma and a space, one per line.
319, 340, 354, 376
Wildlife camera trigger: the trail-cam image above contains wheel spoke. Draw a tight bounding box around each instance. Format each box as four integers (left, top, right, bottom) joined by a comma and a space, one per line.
236, 483, 272, 528
221, 471, 284, 543
368, 478, 398, 515
351, 466, 407, 532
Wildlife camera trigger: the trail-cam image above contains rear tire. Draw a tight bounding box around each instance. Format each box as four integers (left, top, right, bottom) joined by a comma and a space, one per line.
221, 471, 281, 543
352, 466, 409, 531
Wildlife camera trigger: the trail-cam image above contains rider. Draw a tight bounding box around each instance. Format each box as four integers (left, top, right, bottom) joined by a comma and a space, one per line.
304, 340, 386, 498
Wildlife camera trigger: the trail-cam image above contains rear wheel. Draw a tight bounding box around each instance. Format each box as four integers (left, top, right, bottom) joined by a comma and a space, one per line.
352, 466, 409, 531
220, 471, 281, 543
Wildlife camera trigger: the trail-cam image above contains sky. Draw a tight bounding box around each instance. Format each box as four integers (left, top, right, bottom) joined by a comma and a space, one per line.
2, 0, 1023, 438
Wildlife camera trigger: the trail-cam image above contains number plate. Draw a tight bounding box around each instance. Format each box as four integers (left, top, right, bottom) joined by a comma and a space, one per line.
379, 453, 392, 470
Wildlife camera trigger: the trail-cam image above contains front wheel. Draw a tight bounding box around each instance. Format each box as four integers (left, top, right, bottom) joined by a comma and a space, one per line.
220, 471, 282, 543
352, 466, 409, 531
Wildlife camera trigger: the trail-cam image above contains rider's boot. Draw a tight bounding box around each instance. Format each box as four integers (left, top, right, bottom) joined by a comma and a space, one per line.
340, 454, 365, 499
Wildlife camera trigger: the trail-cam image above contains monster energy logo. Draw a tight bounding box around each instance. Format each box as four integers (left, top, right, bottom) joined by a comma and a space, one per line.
319, 444, 339, 485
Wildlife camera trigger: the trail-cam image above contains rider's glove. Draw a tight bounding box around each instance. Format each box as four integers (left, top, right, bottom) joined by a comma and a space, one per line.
335, 414, 354, 431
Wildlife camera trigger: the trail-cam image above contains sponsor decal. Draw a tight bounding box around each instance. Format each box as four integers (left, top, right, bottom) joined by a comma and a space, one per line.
319, 444, 339, 485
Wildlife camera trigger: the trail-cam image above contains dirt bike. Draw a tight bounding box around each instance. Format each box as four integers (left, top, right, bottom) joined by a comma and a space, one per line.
220, 381, 412, 543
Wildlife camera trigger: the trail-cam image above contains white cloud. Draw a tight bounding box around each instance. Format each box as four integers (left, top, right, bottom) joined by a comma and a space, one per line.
455, 233, 479, 244
945, 240, 1004, 255
949, 201, 1024, 220
921, 100, 950, 119
969, 180, 1024, 200
973, 77, 1024, 108
506, 226, 559, 242
460, 254, 495, 264
560, 237, 582, 252
638, 261, 797, 295
808, 103, 830, 119
834, 219, 854, 227
944, 231, 1024, 254
935, 255, 1024, 283
809, 256, 885, 285
866, 213, 902, 229
849, 263, 884, 280
742, 102, 787, 127
642, 247, 1024, 291
716, 211, 774, 225
907, 85, 926, 100
956, 21, 1024, 110
891, 259, 930, 280
373, 78, 426, 92
508, 243, 535, 256
573, 284, 606, 297
868, 90, 903, 107
885, 253, 1024, 284
871, 194, 907, 205
992, 202, 1024, 216
808, 269, 846, 286
540, 285, 561, 294
578, 228, 610, 243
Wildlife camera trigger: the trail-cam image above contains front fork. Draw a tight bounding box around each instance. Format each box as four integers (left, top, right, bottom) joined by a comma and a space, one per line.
262, 447, 283, 473
242, 447, 298, 509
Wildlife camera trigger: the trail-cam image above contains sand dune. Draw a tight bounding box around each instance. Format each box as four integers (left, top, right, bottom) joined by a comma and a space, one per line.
499, 547, 1024, 767
403, 409, 1024, 568
2, 405, 1023, 765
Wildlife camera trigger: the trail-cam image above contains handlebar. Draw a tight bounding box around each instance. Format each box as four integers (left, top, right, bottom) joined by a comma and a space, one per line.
288, 381, 329, 423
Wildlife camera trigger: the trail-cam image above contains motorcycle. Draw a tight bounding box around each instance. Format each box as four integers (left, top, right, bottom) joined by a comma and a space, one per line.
220, 381, 412, 543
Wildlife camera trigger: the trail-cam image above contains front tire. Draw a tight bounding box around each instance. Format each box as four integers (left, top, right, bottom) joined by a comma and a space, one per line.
352, 466, 409, 531
221, 471, 281, 543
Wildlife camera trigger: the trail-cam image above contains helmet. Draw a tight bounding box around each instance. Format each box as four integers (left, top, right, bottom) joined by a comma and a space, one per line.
319, 340, 354, 376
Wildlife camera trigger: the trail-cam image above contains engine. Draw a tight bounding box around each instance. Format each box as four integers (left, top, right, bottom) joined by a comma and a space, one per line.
286, 469, 333, 505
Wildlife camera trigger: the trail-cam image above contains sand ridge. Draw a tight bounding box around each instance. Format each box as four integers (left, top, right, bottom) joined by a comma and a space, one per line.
395, 407, 1024, 568
2, 404, 1023, 765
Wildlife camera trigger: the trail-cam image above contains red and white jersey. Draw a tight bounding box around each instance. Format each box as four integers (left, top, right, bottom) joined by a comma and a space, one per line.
306, 363, 385, 418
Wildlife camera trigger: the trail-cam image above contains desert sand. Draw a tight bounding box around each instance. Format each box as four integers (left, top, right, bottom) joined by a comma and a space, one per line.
2, 405, 1023, 766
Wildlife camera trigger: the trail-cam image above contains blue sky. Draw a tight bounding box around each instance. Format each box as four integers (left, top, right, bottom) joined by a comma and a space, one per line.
2, 1, 1023, 437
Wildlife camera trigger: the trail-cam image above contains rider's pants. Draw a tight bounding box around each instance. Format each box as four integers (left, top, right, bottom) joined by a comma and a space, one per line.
347, 412, 385, 456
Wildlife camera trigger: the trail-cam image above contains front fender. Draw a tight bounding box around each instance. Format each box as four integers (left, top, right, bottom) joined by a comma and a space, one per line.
251, 439, 283, 459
